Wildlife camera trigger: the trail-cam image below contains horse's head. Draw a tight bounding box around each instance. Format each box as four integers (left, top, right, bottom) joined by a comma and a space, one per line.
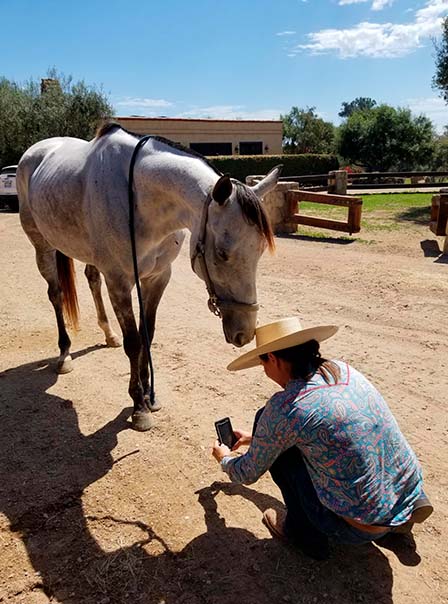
191, 165, 282, 347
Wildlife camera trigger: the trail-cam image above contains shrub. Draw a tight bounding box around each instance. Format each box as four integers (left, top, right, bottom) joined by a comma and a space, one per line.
207, 154, 339, 182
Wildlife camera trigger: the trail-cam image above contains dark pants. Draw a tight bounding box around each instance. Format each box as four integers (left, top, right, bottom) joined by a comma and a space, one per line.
253, 408, 389, 553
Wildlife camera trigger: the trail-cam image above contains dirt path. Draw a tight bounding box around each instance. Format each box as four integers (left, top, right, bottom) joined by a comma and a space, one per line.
0, 212, 447, 604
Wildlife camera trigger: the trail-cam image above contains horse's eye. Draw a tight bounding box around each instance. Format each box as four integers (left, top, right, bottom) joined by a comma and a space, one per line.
216, 248, 229, 262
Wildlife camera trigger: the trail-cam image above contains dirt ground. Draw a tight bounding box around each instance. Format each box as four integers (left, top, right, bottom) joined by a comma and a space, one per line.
0, 210, 447, 604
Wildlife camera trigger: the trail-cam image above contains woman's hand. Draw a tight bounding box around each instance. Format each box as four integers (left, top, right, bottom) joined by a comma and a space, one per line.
212, 440, 231, 463
232, 429, 252, 451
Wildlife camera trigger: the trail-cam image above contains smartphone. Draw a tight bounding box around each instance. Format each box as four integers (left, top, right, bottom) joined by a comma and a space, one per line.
215, 417, 238, 449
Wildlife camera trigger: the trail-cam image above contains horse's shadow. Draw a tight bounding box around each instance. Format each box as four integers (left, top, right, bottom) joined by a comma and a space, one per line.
0, 351, 403, 603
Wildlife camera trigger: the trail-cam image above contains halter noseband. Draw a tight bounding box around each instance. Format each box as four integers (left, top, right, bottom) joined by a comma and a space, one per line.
191, 190, 259, 318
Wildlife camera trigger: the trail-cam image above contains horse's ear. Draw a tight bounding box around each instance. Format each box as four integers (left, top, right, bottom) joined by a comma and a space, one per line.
251, 164, 283, 199
212, 174, 233, 206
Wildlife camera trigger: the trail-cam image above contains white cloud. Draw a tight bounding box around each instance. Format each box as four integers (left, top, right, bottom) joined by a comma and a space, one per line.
338, 0, 368, 5
406, 96, 448, 132
338, 0, 393, 10
115, 97, 174, 109
297, 0, 448, 58
276, 30, 296, 36
371, 0, 393, 9
179, 105, 283, 120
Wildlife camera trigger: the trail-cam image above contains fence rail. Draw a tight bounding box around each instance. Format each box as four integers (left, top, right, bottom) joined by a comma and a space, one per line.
286, 190, 362, 235
348, 171, 448, 179
347, 182, 448, 190
277, 170, 448, 192
278, 174, 328, 182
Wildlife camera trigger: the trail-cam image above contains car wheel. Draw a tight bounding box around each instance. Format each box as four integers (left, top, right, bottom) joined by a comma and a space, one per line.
8, 196, 19, 212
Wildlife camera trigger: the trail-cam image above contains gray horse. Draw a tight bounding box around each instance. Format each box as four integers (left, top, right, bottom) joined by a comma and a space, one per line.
17, 123, 281, 430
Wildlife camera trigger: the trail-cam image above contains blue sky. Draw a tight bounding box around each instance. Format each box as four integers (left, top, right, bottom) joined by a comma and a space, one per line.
3, 0, 448, 131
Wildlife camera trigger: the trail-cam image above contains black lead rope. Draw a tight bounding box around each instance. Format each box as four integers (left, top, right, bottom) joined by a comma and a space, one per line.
128, 135, 156, 405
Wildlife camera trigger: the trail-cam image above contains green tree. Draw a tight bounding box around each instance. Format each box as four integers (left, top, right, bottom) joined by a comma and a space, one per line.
281, 106, 335, 154
433, 17, 448, 103
432, 129, 448, 170
0, 70, 113, 166
338, 97, 377, 118
337, 104, 435, 171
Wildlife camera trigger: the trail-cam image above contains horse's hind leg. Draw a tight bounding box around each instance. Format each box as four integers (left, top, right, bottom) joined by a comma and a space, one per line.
84, 264, 121, 348
35, 249, 73, 374
105, 277, 150, 431
138, 267, 172, 413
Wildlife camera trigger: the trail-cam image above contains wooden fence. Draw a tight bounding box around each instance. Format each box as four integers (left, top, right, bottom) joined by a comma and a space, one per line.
347, 171, 448, 190
285, 190, 363, 235
430, 192, 448, 254
277, 170, 448, 192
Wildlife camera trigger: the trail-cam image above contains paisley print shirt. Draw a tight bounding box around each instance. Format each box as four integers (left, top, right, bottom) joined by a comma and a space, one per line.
222, 362, 422, 526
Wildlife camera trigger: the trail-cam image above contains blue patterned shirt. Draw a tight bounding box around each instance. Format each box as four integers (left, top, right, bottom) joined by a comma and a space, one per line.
222, 362, 423, 526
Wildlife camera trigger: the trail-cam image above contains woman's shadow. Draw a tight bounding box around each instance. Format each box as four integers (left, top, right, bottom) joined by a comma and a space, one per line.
0, 351, 403, 603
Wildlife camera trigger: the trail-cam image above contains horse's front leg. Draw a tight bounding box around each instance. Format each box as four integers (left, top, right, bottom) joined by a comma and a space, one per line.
105, 278, 151, 431
139, 267, 172, 413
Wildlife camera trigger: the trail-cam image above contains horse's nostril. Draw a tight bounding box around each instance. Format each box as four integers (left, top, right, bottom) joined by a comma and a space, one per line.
234, 332, 246, 347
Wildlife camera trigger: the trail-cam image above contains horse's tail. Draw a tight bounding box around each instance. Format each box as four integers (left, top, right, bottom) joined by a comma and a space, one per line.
56, 251, 80, 331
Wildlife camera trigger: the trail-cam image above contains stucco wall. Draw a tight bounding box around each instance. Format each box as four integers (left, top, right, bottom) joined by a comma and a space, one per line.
114, 117, 283, 155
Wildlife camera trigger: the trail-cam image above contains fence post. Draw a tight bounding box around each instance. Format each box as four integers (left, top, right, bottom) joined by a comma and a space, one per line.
328, 170, 347, 195
246, 177, 299, 234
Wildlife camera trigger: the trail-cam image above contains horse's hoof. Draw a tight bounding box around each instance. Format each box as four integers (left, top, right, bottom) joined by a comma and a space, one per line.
144, 395, 162, 412
149, 399, 162, 412
132, 412, 152, 431
57, 357, 73, 374
106, 334, 121, 348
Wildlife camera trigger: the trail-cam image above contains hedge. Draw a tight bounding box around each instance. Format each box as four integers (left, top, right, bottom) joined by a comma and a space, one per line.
206, 154, 339, 182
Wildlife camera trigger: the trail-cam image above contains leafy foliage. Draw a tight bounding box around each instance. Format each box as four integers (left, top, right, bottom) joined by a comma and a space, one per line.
433, 17, 448, 104
0, 70, 113, 166
281, 106, 335, 154
208, 154, 339, 182
432, 132, 448, 170
337, 105, 435, 171
338, 97, 377, 118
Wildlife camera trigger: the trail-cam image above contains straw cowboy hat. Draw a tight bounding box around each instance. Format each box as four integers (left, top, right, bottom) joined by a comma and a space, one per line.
227, 317, 338, 372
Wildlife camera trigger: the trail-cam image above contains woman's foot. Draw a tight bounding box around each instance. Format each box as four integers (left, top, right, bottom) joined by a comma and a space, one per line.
393, 494, 433, 534
262, 508, 330, 561
262, 508, 288, 542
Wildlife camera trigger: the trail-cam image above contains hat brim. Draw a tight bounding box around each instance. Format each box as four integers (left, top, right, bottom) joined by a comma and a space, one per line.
226, 325, 338, 372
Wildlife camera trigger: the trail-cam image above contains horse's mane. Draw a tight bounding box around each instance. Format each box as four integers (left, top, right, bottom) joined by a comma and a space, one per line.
231, 181, 275, 251
96, 121, 274, 250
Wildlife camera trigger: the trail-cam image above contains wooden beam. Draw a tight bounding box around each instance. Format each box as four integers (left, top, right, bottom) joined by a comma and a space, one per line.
430, 194, 448, 236
290, 214, 358, 233
286, 190, 362, 207
285, 189, 363, 234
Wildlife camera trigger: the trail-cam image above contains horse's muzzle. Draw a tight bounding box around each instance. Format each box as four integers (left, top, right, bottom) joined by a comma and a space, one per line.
221, 309, 257, 347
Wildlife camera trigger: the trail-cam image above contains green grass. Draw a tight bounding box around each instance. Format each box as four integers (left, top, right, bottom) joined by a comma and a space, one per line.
359, 192, 432, 211
296, 192, 433, 236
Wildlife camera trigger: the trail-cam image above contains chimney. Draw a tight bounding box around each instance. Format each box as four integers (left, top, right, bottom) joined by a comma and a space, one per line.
40, 78, 61, 94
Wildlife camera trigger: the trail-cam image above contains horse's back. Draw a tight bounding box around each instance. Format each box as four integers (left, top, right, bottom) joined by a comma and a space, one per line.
18, 137, 89, 211
17, 136, 95, 261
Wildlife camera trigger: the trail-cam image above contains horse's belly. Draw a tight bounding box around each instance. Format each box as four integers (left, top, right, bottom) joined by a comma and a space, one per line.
29, 195, 96, 264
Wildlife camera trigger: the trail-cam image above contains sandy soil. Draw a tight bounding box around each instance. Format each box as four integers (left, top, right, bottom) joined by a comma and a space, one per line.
0, 210, 447, 604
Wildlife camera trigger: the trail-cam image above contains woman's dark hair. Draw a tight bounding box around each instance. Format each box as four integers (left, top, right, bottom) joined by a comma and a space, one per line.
259, 339, 340, 384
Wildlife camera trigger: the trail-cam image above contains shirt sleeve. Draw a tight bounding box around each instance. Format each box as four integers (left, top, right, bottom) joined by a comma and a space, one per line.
221, 394, 298, 484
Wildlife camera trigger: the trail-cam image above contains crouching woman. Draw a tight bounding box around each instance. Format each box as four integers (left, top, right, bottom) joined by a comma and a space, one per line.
212, 317, 432, 560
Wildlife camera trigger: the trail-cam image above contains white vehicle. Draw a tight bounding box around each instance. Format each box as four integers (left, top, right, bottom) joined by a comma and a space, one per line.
0, 165, 18, 211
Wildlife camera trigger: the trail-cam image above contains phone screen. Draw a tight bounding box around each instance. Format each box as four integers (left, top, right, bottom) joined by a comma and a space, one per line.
215, 417, 237, 449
